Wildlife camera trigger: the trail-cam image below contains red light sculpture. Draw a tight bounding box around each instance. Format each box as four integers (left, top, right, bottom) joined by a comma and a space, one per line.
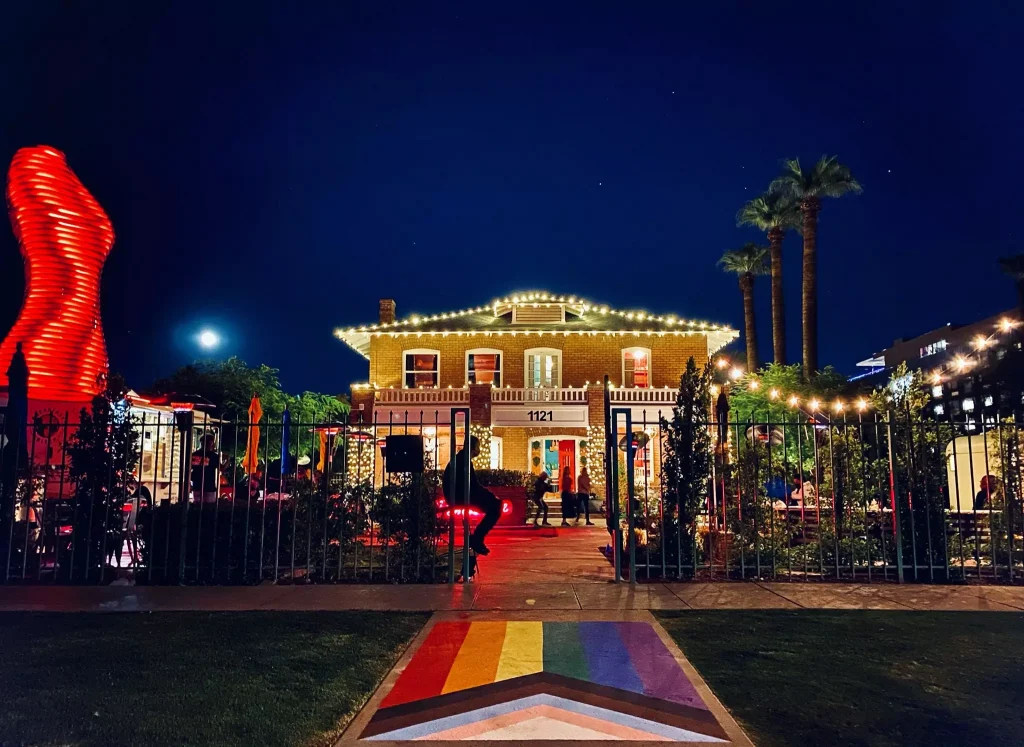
0, 146, 114, 402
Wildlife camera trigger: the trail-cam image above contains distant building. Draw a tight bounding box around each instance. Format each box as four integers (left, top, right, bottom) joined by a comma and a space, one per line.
853, 308, 1024, 426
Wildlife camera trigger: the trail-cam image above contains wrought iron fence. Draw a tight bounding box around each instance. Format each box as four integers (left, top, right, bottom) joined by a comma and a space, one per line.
606, 405, 1024, 584
2, 401, 1022, 585
0, 409, 478, 585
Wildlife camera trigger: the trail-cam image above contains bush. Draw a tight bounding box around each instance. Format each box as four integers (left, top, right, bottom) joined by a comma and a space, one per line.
474, 469, 532, 488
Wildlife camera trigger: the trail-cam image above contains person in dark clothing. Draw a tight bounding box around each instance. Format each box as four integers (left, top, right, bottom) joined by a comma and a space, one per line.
560, 465, 575, 527
190, 433, 219, 502
442, 436, 501, 555
576, 467, 594, 525
974, 475, 1000, 510
530, 471, 552, 526
4, 342, 29, 439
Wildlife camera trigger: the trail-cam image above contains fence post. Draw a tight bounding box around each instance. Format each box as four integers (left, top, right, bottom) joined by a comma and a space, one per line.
612, 408, 636, 585
885, 410, 905, 583
446, 407, 470, 584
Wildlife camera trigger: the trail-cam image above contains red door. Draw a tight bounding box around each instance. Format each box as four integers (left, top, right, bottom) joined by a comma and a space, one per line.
558, 440, 576, 491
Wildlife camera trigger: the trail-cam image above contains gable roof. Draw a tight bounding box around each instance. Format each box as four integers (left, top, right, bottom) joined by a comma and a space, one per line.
335, 291, 737, 359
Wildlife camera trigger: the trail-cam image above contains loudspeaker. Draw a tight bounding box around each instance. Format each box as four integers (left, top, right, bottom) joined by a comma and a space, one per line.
385, 435, 425, 473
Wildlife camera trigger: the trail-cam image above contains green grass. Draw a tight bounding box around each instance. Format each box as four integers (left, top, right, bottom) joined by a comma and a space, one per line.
0, 611, 427, 747
655, 610, 1024, 747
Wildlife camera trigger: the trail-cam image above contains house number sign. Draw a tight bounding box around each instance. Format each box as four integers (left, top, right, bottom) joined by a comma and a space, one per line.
490, 405, 589, 427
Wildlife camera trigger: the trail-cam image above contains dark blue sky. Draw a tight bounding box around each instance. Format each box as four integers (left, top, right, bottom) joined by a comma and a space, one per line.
1, 2, 1020, 394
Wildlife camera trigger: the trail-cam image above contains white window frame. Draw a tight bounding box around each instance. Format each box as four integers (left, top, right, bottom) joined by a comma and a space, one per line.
402, 348, 440, 389
622, 347, 652, 389
524, 347, 562, 388
465, 348, 503, 387
490, 436, 503, 469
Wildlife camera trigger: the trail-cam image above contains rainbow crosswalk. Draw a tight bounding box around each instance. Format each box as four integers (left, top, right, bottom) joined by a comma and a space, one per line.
380, 621, 708, 710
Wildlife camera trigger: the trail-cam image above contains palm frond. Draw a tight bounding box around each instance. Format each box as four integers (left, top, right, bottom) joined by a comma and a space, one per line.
737, 191, 801, 231
719, 242, 769, 275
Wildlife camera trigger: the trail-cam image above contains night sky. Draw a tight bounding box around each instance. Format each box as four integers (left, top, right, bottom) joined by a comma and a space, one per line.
1, 2, 1020, 395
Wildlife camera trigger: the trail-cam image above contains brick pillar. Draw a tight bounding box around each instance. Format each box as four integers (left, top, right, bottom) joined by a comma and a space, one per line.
468, 384, 493, 469
586, 382, 606, 494
349, 388, 375, 426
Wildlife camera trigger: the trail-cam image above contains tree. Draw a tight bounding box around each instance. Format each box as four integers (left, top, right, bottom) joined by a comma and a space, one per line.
66, 373, 141, 582
659, 357, 714, 570
737, 192, 801, 364
719, 243, 769, 371
998, 254, 1024, 316
770, 156, 862, 380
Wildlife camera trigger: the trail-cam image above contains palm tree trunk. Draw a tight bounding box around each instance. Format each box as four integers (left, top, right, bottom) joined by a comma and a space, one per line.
768, 227, 786, 365
740, 273, 759, 371
800, 198, 820, 381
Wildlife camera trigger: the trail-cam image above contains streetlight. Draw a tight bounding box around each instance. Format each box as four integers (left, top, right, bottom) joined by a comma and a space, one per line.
198, 329, 220, 350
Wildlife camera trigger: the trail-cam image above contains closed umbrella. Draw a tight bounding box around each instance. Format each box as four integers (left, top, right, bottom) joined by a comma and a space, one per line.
280, 407, 291, 475
241, 393, 262, 474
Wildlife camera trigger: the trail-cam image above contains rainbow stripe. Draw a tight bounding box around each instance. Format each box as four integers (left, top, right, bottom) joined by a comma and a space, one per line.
381, 621, 707, 711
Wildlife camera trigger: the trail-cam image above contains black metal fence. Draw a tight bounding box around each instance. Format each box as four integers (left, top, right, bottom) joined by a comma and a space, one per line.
0, 409, 479, 585
2, 402, 1022, 585
607, 405, 1024, 584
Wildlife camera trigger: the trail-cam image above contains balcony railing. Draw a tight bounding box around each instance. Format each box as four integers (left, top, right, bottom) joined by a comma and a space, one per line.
375, 388, 469, 404
608, 387, 677, 404
491, 387, 588, 403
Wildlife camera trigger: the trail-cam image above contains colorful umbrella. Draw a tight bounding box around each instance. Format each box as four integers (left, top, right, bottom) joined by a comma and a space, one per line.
240, 393, 262, 473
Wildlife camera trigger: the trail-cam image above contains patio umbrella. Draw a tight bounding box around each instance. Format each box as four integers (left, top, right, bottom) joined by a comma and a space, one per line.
280, 407, 291, 475
240, 393, 262, 473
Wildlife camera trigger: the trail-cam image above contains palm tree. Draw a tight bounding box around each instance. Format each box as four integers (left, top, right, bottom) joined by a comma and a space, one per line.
999, 255, 1024, 316
770, 156, 862, 380
719, 243, 769, 371
737, 192, 801, 365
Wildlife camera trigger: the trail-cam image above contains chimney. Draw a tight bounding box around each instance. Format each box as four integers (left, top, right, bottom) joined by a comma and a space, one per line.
379, 298, 396, 325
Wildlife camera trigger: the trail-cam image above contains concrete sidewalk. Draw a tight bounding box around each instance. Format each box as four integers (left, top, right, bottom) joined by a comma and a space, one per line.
1, 580, 1022, 613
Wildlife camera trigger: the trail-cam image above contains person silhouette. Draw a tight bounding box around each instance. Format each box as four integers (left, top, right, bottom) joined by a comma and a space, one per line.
5, 342, 28, 439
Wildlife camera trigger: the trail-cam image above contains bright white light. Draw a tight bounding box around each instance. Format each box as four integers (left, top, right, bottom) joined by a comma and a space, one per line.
198, 330, 220, 349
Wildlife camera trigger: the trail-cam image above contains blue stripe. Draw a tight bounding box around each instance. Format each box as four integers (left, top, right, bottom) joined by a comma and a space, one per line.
578, 621, 645, 694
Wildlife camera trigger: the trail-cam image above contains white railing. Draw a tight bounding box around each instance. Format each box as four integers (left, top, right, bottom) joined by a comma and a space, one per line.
491, 387, 589, 404
375, 388, 469, 404
608, 387, 677, 404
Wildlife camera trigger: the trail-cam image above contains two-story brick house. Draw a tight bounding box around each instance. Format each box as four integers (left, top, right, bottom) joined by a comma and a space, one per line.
335, 292, 736, 494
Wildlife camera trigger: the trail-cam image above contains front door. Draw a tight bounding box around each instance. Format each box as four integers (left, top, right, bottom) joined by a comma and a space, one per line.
558, 440, 576, 491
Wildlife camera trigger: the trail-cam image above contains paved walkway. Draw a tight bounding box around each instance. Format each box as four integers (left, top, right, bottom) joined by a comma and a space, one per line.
1, 579, 1022, 613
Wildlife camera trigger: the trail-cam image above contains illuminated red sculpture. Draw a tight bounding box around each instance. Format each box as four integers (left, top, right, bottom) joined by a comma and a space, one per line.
0, 146, 113, 402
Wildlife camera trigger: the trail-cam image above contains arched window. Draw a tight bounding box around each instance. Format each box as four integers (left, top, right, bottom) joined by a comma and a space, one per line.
466, 348, 502, 386
403, 349, 440, 388
622, 347, 651, 388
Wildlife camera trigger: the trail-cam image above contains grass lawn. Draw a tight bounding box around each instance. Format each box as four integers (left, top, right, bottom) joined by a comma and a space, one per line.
656, 610, 1024, 747
0, 611, 426, 747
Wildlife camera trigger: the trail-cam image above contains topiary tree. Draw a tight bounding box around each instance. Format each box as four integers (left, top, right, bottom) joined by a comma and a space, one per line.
659, 357, 714, 571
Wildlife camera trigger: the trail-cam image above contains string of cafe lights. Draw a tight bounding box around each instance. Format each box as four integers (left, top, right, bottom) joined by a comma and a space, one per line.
334, 291, 736, 336
714, 315, 1022, 417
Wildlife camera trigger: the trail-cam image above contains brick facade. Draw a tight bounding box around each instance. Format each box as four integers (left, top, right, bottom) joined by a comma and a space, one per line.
369, 333, 709, 390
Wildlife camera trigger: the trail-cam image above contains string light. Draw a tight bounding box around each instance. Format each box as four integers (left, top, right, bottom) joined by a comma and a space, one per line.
809, 399, 820, 411
729, 367, 743, 380
748, 380, 760, 390
769, 388, 780, 400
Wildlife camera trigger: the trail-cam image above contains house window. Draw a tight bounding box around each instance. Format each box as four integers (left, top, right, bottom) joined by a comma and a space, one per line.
466, 349, 502, 386
920, 339, 948, 357
931, 385, 943, 398
490, 437, 503, 469
622, 347, 651, 388
403, 349, 439, 388
963, 398, 975, 412
934, 404, 945, 416
984, 395, 994, 407
525, 348, 561, 388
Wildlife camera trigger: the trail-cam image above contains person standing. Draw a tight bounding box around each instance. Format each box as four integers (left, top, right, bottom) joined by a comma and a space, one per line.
530, 471, 552, 527
560, 465, 575, 527
576, 466, 594, 526
190, 433, 219, 503
4, 342, 28, 440
442, 436, 501, 555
